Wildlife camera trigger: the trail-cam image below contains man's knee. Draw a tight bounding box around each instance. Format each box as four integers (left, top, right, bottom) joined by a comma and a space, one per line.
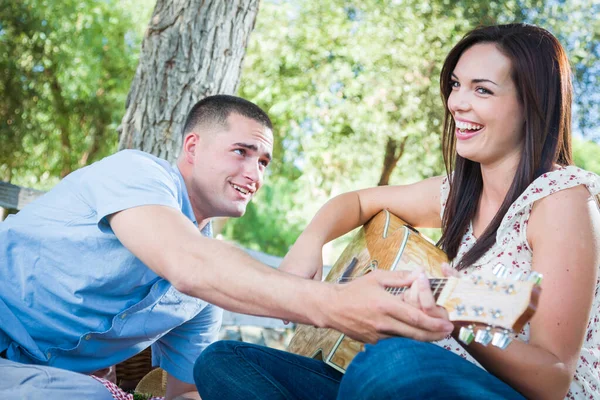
0, 358, 112, 400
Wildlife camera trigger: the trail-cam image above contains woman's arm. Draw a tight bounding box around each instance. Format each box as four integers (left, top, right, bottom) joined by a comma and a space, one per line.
280, 175, 445, 279
460, 185, 600, 399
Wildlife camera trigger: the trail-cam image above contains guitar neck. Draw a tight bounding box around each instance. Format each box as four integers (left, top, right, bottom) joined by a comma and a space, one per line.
386, 278, 448, 300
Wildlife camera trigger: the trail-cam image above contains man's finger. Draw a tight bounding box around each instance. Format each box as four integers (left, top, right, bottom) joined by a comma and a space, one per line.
417, 273, 437, 310
442, 262, 459, 277
372, 269, 421, 289
407, 279, 421, 307
389, 300, 454, 334
374, 314, 452, 342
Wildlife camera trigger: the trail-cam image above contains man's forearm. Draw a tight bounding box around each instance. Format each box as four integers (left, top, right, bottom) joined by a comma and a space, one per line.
174, 237, 331, 328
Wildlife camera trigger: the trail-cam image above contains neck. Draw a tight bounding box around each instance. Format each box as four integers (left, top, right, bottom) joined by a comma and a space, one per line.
177, 158, 210, 224
479, 150, 521, 207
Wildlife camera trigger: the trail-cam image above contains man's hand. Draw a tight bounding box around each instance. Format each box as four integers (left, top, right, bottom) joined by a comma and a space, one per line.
401, 271, 449, 321
401, 264, 458, 321
321, 269, 454, 344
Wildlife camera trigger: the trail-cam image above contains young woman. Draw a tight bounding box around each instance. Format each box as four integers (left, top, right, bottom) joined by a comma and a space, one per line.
194, 24, 600, 400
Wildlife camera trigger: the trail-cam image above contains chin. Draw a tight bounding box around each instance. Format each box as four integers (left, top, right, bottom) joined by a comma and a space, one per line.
455, 146, 482, 164
226, 206, 247, 218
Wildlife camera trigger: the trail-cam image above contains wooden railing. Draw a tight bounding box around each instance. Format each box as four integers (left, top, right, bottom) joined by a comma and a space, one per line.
0, 180, 45, 213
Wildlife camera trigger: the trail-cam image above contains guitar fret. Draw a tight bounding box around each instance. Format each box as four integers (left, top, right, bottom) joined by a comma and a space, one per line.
385, 279, 448, 297
432, 279, 444, 299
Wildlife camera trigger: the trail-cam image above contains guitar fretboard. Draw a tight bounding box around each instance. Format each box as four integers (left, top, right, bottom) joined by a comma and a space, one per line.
338, 275, 449, 299
386, 278, 447, 299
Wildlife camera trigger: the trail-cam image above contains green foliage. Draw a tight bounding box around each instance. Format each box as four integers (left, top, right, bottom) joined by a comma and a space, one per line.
0, 0, 153, 188
2, 0, 599, 259
573, 136, 600, 175
222, 176, 305, 257
232, 0, 600, 259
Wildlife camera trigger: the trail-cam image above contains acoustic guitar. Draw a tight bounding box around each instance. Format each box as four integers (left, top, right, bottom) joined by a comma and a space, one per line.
287, 210, 541, 373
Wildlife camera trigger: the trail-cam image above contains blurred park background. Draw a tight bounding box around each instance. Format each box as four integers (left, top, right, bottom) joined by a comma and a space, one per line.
1, 0, 600, 265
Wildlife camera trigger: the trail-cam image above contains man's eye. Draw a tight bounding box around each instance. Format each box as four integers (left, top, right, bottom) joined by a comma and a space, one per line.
234, 149, 246, 156
259, 160, 269, 167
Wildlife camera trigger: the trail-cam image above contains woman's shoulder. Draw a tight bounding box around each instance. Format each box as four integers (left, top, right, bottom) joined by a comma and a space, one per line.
512, 165, 599, 211
535, 165, 599, 190
527, 167, 600, 241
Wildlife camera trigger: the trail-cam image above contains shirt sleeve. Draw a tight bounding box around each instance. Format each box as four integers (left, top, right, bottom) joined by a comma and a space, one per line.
151, 303, 223, 384
76, 150, 182, 230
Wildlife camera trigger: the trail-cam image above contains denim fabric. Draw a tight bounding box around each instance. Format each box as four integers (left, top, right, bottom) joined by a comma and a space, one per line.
194, 340, 343, 400
194, 338, 525, 400
338, 337, 525, 399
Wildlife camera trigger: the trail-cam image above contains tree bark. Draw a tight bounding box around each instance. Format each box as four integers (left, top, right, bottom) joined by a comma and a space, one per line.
118, 0, 260, 162
378, 136, 408, 186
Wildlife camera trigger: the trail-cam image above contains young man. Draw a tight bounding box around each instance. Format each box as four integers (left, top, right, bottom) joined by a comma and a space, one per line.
0, 95, 453, 400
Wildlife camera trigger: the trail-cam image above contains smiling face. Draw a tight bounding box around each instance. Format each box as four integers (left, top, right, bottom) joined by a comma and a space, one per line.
448, 43, 525, 167
179, 112, 273, 221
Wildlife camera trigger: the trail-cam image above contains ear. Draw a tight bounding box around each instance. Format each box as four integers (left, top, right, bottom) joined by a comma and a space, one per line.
182, 132, 199, 164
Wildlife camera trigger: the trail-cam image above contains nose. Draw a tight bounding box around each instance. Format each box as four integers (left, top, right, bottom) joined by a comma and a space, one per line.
448, 89, 471, 113
243, 159, 262, 188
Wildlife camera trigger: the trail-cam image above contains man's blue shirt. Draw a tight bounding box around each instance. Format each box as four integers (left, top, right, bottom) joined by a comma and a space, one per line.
0, 150, 222, 384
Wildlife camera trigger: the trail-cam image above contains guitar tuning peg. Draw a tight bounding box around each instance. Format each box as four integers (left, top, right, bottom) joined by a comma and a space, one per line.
492, 330, 513, 350
512, 271, 524, 281
527, 271, 543, 286
492, 263, 508, 279
458, 325, 475, 345
474, 326, 493, 346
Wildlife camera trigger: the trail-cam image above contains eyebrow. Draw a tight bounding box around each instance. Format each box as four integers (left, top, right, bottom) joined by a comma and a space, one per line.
451, 73, 498, 86
233, 142, 272, 161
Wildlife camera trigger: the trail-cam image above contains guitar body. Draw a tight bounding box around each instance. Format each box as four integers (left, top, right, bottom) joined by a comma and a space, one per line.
287, 210, 449, 373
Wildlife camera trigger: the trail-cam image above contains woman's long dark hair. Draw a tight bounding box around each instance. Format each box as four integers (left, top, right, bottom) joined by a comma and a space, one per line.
437, 24, 573, 269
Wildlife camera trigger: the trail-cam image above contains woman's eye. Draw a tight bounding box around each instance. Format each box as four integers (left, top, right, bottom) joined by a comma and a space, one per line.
476, 87, 492, 95
450, 80, 460, 89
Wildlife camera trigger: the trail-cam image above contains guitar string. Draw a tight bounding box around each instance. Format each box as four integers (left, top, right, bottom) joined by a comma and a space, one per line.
336, 276, 447, 284
335, 276, 448, 296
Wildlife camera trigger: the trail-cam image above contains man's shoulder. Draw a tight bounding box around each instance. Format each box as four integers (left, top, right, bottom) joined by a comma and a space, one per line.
102, 149, 170, 169
78, 150, 177, 184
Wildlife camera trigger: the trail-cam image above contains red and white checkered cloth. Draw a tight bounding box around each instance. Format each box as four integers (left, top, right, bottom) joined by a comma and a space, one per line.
91, 376, 164, 400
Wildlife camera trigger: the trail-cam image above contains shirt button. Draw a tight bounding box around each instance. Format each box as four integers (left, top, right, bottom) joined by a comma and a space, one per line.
46, 352, 51, 358
85, 334, 91, 340
120, 313, 127, 319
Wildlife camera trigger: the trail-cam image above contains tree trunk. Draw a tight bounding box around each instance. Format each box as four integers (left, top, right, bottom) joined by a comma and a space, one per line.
118, 0, 261, 162
378, 136, 408, 186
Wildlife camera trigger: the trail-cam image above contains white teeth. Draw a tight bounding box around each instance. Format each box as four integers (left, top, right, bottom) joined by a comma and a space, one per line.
455, 121, 483, 131
232, 184, 249, 195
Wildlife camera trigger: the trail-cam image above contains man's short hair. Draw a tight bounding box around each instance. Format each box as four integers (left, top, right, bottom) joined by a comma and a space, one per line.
182, 95, 273, 137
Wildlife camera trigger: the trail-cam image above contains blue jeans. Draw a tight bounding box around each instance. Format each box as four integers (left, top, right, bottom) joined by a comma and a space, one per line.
194, 338, 526, 400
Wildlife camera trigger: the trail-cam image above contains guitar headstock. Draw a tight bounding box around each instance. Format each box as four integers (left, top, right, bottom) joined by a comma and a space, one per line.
435, 265, 541, 349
